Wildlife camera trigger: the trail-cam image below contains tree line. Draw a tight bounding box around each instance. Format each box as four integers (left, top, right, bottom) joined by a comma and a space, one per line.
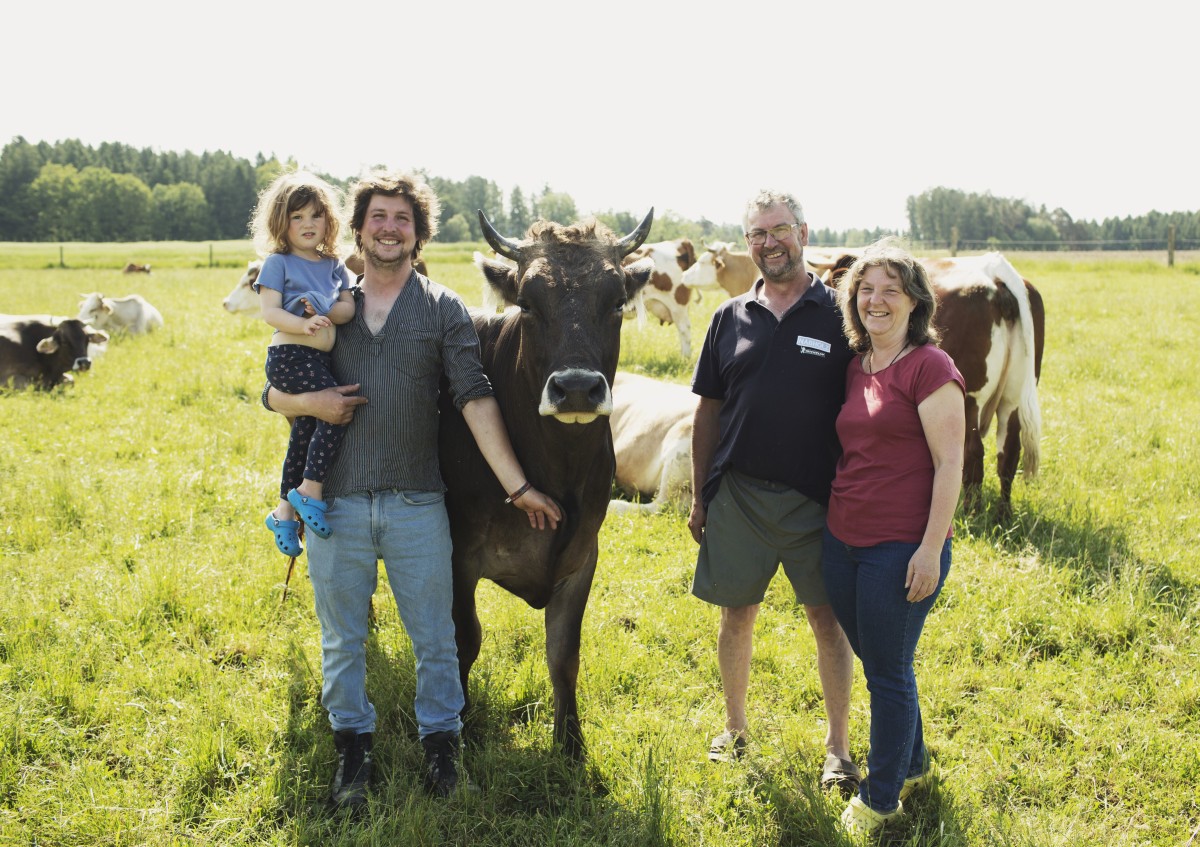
905, 186, 1200, 251
2, 137, 1196, 250
0, 137, 748, 246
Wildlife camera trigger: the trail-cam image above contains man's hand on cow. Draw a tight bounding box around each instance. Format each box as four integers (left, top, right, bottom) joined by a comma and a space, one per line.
514, 487, 563, 531
688, 500, 707, 544
312, 384, 367, 425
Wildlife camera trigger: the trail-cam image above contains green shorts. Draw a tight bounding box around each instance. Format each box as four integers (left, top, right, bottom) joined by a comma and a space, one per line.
692, 470, 829, 608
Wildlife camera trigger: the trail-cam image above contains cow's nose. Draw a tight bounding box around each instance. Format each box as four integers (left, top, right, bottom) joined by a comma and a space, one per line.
74, 357, 91, 372
543, 369, 611, 416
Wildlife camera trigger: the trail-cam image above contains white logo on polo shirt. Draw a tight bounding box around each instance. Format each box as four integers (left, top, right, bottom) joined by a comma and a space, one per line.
796, 335, 830, 357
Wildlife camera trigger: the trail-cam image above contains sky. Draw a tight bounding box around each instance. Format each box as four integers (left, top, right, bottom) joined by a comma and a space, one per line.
4, 0, 1196, 233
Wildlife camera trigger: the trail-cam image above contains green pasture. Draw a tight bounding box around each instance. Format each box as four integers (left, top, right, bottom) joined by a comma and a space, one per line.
0, 244, 1197, 846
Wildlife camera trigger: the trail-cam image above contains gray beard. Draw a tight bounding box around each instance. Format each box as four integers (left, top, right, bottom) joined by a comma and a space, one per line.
759, 255, 801, 281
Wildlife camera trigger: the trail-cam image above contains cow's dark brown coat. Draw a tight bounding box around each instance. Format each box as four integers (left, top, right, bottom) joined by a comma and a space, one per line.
437, 211, 653, 758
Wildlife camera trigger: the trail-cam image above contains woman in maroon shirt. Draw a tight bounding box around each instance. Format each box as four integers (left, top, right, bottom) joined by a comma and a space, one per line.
821, 239, 965, 836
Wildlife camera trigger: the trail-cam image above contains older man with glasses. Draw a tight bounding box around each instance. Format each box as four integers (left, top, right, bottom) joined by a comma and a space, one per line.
687, 189, 859, 794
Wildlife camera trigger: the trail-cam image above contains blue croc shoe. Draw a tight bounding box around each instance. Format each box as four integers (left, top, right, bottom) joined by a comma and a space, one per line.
265, 511, 303, 557
287, 489, 332, 538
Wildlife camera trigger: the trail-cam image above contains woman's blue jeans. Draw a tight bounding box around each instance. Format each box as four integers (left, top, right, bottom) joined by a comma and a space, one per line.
821, 527, 951, 813
307, 489, 464, 739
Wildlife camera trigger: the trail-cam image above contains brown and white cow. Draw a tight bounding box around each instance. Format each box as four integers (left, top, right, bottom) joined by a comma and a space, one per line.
122, 262, 152, 274
827, 251, 1044, 511
607, 371, 696, 515
77, 293, 164, 334
0, 315, 109, 390
681, 241, 758, 298
620, 239, 697, 358
438, 209, 654, 758
682, 242, 860, 299
923, 254, 1044, 511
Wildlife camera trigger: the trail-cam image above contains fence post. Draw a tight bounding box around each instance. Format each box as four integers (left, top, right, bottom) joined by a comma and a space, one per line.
59, 245, 65, 269
1168, 225, 1175, 268
950, 226, 959, 257
209, 244, 214, 268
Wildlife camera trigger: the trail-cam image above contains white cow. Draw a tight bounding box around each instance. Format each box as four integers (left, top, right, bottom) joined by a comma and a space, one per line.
607, 371, 697, 515
223, 260, 263, 315
76, 293, 163, 334
620, 239, 698, 359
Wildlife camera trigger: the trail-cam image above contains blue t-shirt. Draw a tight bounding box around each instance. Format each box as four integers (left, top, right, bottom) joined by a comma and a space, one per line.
253, 253, 353, 316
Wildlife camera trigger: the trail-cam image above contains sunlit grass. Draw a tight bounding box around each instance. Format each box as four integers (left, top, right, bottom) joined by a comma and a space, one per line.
0, 248, 1197, 845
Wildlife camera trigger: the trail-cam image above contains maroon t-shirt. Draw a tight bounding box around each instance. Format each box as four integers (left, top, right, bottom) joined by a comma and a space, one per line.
827, 344, 965, 546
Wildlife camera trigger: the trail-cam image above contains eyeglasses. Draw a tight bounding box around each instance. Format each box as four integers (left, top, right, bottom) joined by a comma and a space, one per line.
744, 223, 799, 246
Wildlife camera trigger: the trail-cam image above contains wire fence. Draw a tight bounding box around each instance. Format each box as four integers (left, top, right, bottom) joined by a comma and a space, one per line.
929, 239, 1200, 252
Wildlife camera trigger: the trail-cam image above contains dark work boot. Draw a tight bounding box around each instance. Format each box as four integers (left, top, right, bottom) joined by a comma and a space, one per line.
421, 731, 463, 798
331, 729, 373, 813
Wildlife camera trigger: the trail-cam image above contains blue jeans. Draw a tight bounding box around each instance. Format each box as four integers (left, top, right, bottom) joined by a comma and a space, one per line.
821, 527, 951, 813
307, 489, 464, 738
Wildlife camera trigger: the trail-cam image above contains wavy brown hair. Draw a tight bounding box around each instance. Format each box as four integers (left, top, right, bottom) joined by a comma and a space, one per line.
348, 170, 440, 261
837, 237, 940, 354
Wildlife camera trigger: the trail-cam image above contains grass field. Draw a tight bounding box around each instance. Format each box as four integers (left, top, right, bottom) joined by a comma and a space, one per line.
1, 243, 1197, 846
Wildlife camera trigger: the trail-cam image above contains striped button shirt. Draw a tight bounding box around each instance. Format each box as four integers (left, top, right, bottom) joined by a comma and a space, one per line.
323, 271, 493, 497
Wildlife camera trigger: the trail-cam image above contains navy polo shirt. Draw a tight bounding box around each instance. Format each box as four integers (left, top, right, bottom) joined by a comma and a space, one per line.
692, 274, 854, 508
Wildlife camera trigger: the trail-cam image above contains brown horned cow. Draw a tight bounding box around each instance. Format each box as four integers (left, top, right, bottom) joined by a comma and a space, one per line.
437, 209, 654, 758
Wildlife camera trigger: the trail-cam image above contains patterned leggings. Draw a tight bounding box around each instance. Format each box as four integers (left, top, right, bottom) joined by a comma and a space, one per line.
265, 344, 346, 499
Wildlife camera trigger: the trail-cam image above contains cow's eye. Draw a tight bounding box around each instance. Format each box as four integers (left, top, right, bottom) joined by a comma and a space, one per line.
613, 300, 627, 314
516, 298, 531, 313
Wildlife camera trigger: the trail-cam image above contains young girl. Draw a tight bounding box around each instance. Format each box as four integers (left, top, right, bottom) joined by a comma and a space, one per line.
251, 171, 356, 556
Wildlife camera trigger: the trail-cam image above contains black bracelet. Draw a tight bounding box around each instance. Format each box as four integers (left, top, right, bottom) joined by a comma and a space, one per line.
261, 383, 274, 412
504, 481, 532, 504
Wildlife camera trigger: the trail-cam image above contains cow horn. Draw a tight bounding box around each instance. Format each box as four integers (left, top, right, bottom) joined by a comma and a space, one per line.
478, 210, 523, 261
615, 208, 654, 257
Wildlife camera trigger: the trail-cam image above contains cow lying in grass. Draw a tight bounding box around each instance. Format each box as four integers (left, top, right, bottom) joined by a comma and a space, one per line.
0, 315, 108, 390
77, 292, 163, 335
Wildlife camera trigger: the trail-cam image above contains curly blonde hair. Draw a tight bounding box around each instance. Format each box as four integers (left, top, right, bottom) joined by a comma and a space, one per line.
250, 171, 345, 257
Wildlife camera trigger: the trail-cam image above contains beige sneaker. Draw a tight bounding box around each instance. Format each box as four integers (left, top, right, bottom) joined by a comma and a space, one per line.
840, 796, 903, 836
899, 768, 936, 802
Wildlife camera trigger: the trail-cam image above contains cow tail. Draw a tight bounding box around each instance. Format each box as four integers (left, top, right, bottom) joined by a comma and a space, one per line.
988, 253, 1042, 479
